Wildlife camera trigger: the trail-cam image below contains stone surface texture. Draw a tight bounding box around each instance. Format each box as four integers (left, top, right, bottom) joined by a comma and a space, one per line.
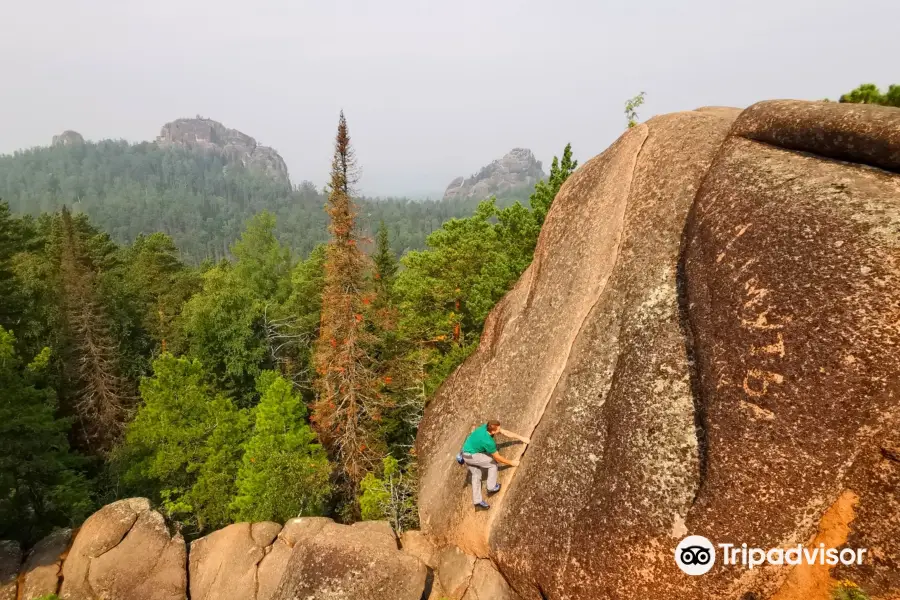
417, 100, 900, 599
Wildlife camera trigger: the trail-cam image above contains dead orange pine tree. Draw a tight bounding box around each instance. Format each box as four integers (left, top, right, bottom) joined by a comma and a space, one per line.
58, 207, 133, 454
312, 112, 385, 491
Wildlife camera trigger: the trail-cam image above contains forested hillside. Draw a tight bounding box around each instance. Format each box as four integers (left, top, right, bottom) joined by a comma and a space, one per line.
0, 110, 578, 544
0, 139, 532, 263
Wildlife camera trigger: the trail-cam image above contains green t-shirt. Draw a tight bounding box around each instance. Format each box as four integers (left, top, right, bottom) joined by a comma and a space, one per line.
462, 424, 497, 455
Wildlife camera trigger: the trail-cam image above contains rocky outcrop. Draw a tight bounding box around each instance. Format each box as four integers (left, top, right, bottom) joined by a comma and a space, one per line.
417, 100, 900, 599
416, 544, 521, 600
52, 130, 85, 147
20, 529, 71, 599
400, 529, 437, 567
3, 502, 426, 600
189, 522, 282, 600
156, 117, 290, 185
443, 148, 545, 201
60, 498, 187, 600
271, 519, 426, 600
681, 99, 900, 600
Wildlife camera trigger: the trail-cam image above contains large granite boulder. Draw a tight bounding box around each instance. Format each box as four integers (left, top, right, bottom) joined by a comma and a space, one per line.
189, 522, 282, 600
60, 498, 187, 600
416, 100, 900, 599
681, 99, 900, 599
271, 519, 427, 600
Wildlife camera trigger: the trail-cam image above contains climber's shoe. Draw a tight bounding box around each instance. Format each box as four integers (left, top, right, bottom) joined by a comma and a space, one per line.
487, 484, 501, 494
474, 501, 490, 510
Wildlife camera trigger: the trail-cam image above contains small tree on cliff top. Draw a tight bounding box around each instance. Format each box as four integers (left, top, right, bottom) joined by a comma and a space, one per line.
312, 112, 386, 492
625, 92, 646, 129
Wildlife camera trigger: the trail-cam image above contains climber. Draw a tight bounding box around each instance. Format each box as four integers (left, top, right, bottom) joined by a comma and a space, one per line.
459, 420, 530, 509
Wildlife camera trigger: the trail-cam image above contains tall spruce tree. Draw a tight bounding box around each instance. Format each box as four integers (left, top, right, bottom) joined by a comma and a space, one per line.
312, 112, 386, 496
373, 220, 399, 288
58, 207, 132, 453
0, 201, 26, 333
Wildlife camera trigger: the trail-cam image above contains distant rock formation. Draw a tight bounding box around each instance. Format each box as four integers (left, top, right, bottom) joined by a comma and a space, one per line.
52, 130, 85, 147
156, 117, 290, 186
417, 100, 900, 599
443, 148, 544, 201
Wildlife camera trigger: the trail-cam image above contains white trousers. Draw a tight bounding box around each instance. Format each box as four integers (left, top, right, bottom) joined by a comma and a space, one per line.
463, 453, 498, 504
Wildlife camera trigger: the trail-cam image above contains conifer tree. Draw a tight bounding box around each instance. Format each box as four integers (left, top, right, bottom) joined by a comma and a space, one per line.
373, 220, 399, 289
529, 144, 578, 229
0, 201, 27, 333
312, 113, 386, 493
232, 371, 331, 522
58, 206, 132, 453
0, 327, 92, 545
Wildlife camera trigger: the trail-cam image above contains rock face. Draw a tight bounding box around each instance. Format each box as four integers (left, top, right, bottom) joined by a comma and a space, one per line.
189, 522, 282, 600
682, 100, 900, 600
271, 519, 427, 600
6, 500, 424, 600
52, 130, 85, 147
416, 101, 900, 600
60, 498, 187, 600
20, 529, 71, 600
443, 148, 544, 201
157, 117, 290, 185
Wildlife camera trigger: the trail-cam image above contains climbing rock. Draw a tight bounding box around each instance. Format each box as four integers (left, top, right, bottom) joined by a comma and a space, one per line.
60, 498, 186, 600
189, 522, 281, 600
270, 519, 426, 600
417, 100, 900, 599
682, 99, 900, 599
418, 106, 739, 578
0, 541, 20, 600
19, 529, 71, 600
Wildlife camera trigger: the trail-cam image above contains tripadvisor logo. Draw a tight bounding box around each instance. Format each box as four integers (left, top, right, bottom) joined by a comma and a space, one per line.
675, 535, 716, 575
674, 535, 867, 576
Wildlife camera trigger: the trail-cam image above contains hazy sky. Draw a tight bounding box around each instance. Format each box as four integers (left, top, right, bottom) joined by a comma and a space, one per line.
1, 0, 897, 196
